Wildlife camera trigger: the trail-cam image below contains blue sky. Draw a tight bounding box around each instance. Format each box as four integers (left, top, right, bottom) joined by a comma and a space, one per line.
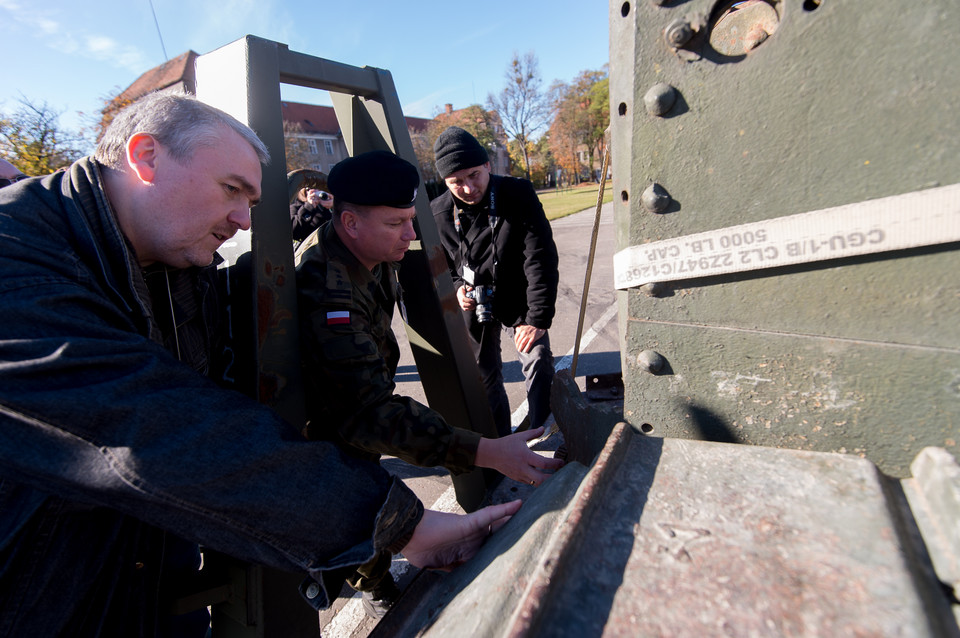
0, 0, 610, 145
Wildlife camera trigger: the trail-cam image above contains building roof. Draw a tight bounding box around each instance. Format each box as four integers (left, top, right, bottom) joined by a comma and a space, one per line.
114, 50, 199, 105
112, 51, 433, 137
281, 101, 342, 135
282, 101, 430, 136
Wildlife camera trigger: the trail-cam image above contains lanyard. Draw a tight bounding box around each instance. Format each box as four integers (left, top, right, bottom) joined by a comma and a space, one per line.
453, 180, 499, 284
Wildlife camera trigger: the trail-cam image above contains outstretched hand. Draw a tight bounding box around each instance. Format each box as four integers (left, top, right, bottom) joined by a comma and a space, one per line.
475, 427, 565, 486
401, 500, 523, 571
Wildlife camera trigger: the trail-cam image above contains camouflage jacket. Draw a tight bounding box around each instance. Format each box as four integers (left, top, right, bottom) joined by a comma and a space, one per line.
296, 222, 481, 474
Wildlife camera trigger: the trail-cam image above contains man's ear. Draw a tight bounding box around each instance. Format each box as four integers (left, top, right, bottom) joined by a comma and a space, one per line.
339, 209, 361, 239
126, 133, 160, 184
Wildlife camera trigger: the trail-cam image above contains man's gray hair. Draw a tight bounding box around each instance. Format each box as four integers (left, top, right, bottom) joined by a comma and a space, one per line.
95, 91, 270, 169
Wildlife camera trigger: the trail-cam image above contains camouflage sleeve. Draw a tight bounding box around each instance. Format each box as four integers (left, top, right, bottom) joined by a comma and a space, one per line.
299, 293, 481, 474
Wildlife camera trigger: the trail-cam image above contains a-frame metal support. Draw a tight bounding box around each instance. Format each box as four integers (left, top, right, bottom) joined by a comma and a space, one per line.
189, 34, 498, 637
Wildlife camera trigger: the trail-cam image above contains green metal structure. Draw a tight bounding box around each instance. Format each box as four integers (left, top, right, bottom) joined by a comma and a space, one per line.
611, 0, 960, 478
169, 2, 960, 630
370, 6, 960, 632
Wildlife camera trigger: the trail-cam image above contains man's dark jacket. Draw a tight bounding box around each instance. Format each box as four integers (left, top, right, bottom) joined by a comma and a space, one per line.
430, 174, 559, 330
0, 160, 421, 636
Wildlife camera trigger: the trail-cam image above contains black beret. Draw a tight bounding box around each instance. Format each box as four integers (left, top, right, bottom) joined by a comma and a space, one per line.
328, 150, 420, 208
433, 127, 489, 179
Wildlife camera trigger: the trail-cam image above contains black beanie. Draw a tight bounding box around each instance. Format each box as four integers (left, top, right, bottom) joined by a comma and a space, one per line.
433, 127, 489, 178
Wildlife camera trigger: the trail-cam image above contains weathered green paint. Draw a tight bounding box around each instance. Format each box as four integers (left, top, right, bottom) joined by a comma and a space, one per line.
611, 0, 960, 477
372, 425, 956, 636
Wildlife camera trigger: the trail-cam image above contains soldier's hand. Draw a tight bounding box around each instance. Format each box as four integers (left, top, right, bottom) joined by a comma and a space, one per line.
400, 500, 523, 571
513, 324, 545, 354
475, 427, 565, 486
457, 285, 477, 312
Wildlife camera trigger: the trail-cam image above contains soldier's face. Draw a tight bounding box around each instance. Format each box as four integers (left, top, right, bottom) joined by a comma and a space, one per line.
351, 205, 418, 269
443, 162, 490, 206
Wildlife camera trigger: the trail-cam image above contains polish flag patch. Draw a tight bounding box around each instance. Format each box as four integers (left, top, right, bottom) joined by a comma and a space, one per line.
326, 310, 350, 325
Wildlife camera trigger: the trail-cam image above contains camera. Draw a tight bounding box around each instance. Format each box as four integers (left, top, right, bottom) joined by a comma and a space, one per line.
465, 285, 495, 323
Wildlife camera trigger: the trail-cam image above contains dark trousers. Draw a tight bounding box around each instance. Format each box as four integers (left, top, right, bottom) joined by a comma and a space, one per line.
468, 319, 555, 437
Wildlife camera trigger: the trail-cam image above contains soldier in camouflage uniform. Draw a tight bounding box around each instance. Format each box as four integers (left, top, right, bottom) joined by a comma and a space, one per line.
296, 151, 562, 618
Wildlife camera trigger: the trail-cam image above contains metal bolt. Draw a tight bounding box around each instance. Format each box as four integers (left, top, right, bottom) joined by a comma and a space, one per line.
637, 350, 666, 374
641, 183, 671, 213
643, 83, 677, 116
665, 19, 693, 48
640, 282, 666, 297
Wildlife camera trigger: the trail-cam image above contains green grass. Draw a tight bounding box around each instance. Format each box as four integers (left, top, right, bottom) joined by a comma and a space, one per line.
537, 183, 614, 221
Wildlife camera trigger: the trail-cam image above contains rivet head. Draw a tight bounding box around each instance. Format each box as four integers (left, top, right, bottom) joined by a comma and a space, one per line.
640, 282, 666, 297
305, 582, 321, 599
641, 183, 671, 213
637, 350, 666, 374
665, 19, 693, 48
643, 83, 677, 116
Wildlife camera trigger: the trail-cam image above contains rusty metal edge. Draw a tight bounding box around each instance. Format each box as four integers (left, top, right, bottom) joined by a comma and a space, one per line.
503, 421, 635, 637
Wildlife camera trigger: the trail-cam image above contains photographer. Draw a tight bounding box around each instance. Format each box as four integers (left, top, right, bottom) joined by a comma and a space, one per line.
291, 186, 333, 242
430, 127, 560, 438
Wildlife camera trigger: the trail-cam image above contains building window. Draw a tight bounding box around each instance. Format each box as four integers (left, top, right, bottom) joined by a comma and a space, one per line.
308, 139, 318, 154
324, 140, 334, 155
312, 164, 323, 172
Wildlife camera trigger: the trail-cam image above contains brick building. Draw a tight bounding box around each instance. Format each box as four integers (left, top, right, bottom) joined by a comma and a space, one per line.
106, 50, 430, 176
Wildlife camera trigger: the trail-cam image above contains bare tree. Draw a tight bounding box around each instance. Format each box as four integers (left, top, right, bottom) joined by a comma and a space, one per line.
487, 51, 550, 180
89, 88, 134, 146
547, 80, 583, 186
410, 124, 440, 187
282, 120, 315, 173
547, 68, 609, 184
0, 97, 85, 176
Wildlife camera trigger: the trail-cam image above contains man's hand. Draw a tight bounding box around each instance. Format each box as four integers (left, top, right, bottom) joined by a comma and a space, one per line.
475, 427, 565, 486
513, 324, 545, 354
401, 500, 523, 571
457, 285, 477, 313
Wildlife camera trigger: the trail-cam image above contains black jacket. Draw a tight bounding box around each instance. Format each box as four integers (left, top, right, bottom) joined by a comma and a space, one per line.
431, 174, 558, 330
291, 200, 331, 242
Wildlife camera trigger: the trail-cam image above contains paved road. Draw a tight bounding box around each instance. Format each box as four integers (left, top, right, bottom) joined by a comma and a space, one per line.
317, 202, 621, 636
392, 200, 621, 414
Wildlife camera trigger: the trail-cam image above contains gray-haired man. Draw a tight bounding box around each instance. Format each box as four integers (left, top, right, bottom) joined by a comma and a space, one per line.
0, 93, 519, 636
